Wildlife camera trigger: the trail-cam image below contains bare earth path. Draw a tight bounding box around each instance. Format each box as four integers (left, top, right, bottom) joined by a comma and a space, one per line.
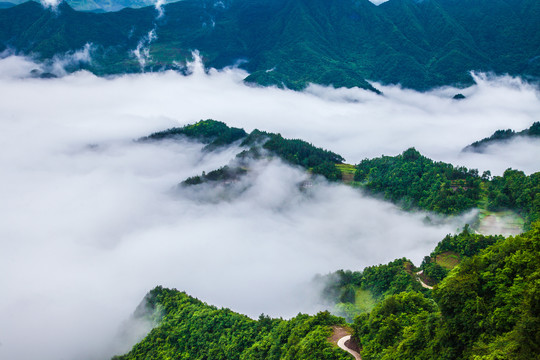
416, 270, 433, 290
337, 335, 362, 360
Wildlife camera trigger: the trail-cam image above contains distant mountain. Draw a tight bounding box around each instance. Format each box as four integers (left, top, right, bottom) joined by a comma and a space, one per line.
0, 2, 15, 8
5, 0, 180, 12
1, 0, 540, 90
464, 122, 540, 153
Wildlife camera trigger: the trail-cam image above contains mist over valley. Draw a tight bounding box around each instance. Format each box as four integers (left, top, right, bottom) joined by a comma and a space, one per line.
0, 1, 539, 359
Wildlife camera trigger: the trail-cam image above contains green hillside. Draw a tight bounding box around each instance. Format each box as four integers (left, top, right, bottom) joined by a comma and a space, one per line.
113, 224, 540, 359
353, 223, 540, 360
142, 120, 540, 226
1, 0, 540, 90
113, 287, 352, 360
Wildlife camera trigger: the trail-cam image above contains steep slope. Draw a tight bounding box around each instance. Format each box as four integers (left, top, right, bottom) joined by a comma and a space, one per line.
113, 287, 352, 360
353, 223, 540, 360
1, 0, 539, 90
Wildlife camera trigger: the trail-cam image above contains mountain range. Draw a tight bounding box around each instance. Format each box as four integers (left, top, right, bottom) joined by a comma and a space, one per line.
1, 0, 180, 12
1, 0, 539, 90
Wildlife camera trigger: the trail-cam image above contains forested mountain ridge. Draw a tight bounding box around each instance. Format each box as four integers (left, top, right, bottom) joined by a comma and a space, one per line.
143, 120, 540, 227
113, 286, 352, 360
1, 0, 539, 90
113, 224, 540, 360
143, 120, 345, 183
352, 223, 540, 360
463, 122, 540, 153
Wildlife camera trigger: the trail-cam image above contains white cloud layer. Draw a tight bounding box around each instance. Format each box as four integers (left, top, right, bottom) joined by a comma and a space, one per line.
0, 55, 539, 360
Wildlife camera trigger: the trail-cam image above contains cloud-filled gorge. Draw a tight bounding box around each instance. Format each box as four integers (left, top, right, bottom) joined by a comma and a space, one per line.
0, 55, 539, 360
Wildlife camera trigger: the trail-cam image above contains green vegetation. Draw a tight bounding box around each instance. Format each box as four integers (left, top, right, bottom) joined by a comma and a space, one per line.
352, 222, 540, 360
353, 148, 538, 226
355, 148, 482, 214
144, 120, 345, 182
144, 121, 539, 226
241, 130, 344, 171
116, 224, 539, 359
142, 121, 539, 231
113, 286, 351, 360
430, 226, 503, 259
336, 164, 356, 183
486, 169, 540, 228
323, 225, 519, 324
182, 165, 247, 186
435, 252, 460, 270
2, 0, 540, 90
334, 289, 378, 322
141, 119, 247, 151
319, 259, 428, 322
113, 198, 540, 360
353, 291, 438, 360
419, 226, 503, 283
464, 122, 540, 153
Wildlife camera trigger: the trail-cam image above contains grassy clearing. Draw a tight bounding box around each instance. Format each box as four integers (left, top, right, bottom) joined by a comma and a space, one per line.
336, 163, 356, 174
333, 289, 376, 322
336, 163, 356, 183
436, 251, 460, 270
355, 289, 377, 313
475, 209, 524, 236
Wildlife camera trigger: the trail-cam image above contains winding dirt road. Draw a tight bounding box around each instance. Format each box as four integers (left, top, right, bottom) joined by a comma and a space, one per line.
416, 270, 433, 290
337, 335, 362, 360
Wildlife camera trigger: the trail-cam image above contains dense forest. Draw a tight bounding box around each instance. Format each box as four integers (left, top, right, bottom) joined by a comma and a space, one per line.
113, 287, 351, 360
420, 227, 503, 283
487, 169, 540, 228
143, 120, 540, 226
354, 149, 540, 227
354, 148, 483, 214
240, 130, 344, 181
464, 122, 540, 153
182, 165, 248, 186
128, 121, 540, 359
113, 223, 540, 360
353, 223, 540, 360
323, 227, 505, 314
144, 120, 344, 183
141, 120, 247, 152
1, 0, 540, 90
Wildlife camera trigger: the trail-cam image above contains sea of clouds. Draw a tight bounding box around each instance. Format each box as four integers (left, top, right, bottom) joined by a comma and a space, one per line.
0, 54, 539, 360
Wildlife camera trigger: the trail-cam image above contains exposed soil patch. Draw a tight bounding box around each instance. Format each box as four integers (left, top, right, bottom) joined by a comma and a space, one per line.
330, 326, 351, 344
342, 172, 355, 183
345, 337, 361, 353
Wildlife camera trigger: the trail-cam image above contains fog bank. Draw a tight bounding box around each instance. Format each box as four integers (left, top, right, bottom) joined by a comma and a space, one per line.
0, 55, 539, 360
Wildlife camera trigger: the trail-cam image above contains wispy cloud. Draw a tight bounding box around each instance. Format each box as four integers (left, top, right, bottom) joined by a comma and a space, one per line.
132, 29, 157, 71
